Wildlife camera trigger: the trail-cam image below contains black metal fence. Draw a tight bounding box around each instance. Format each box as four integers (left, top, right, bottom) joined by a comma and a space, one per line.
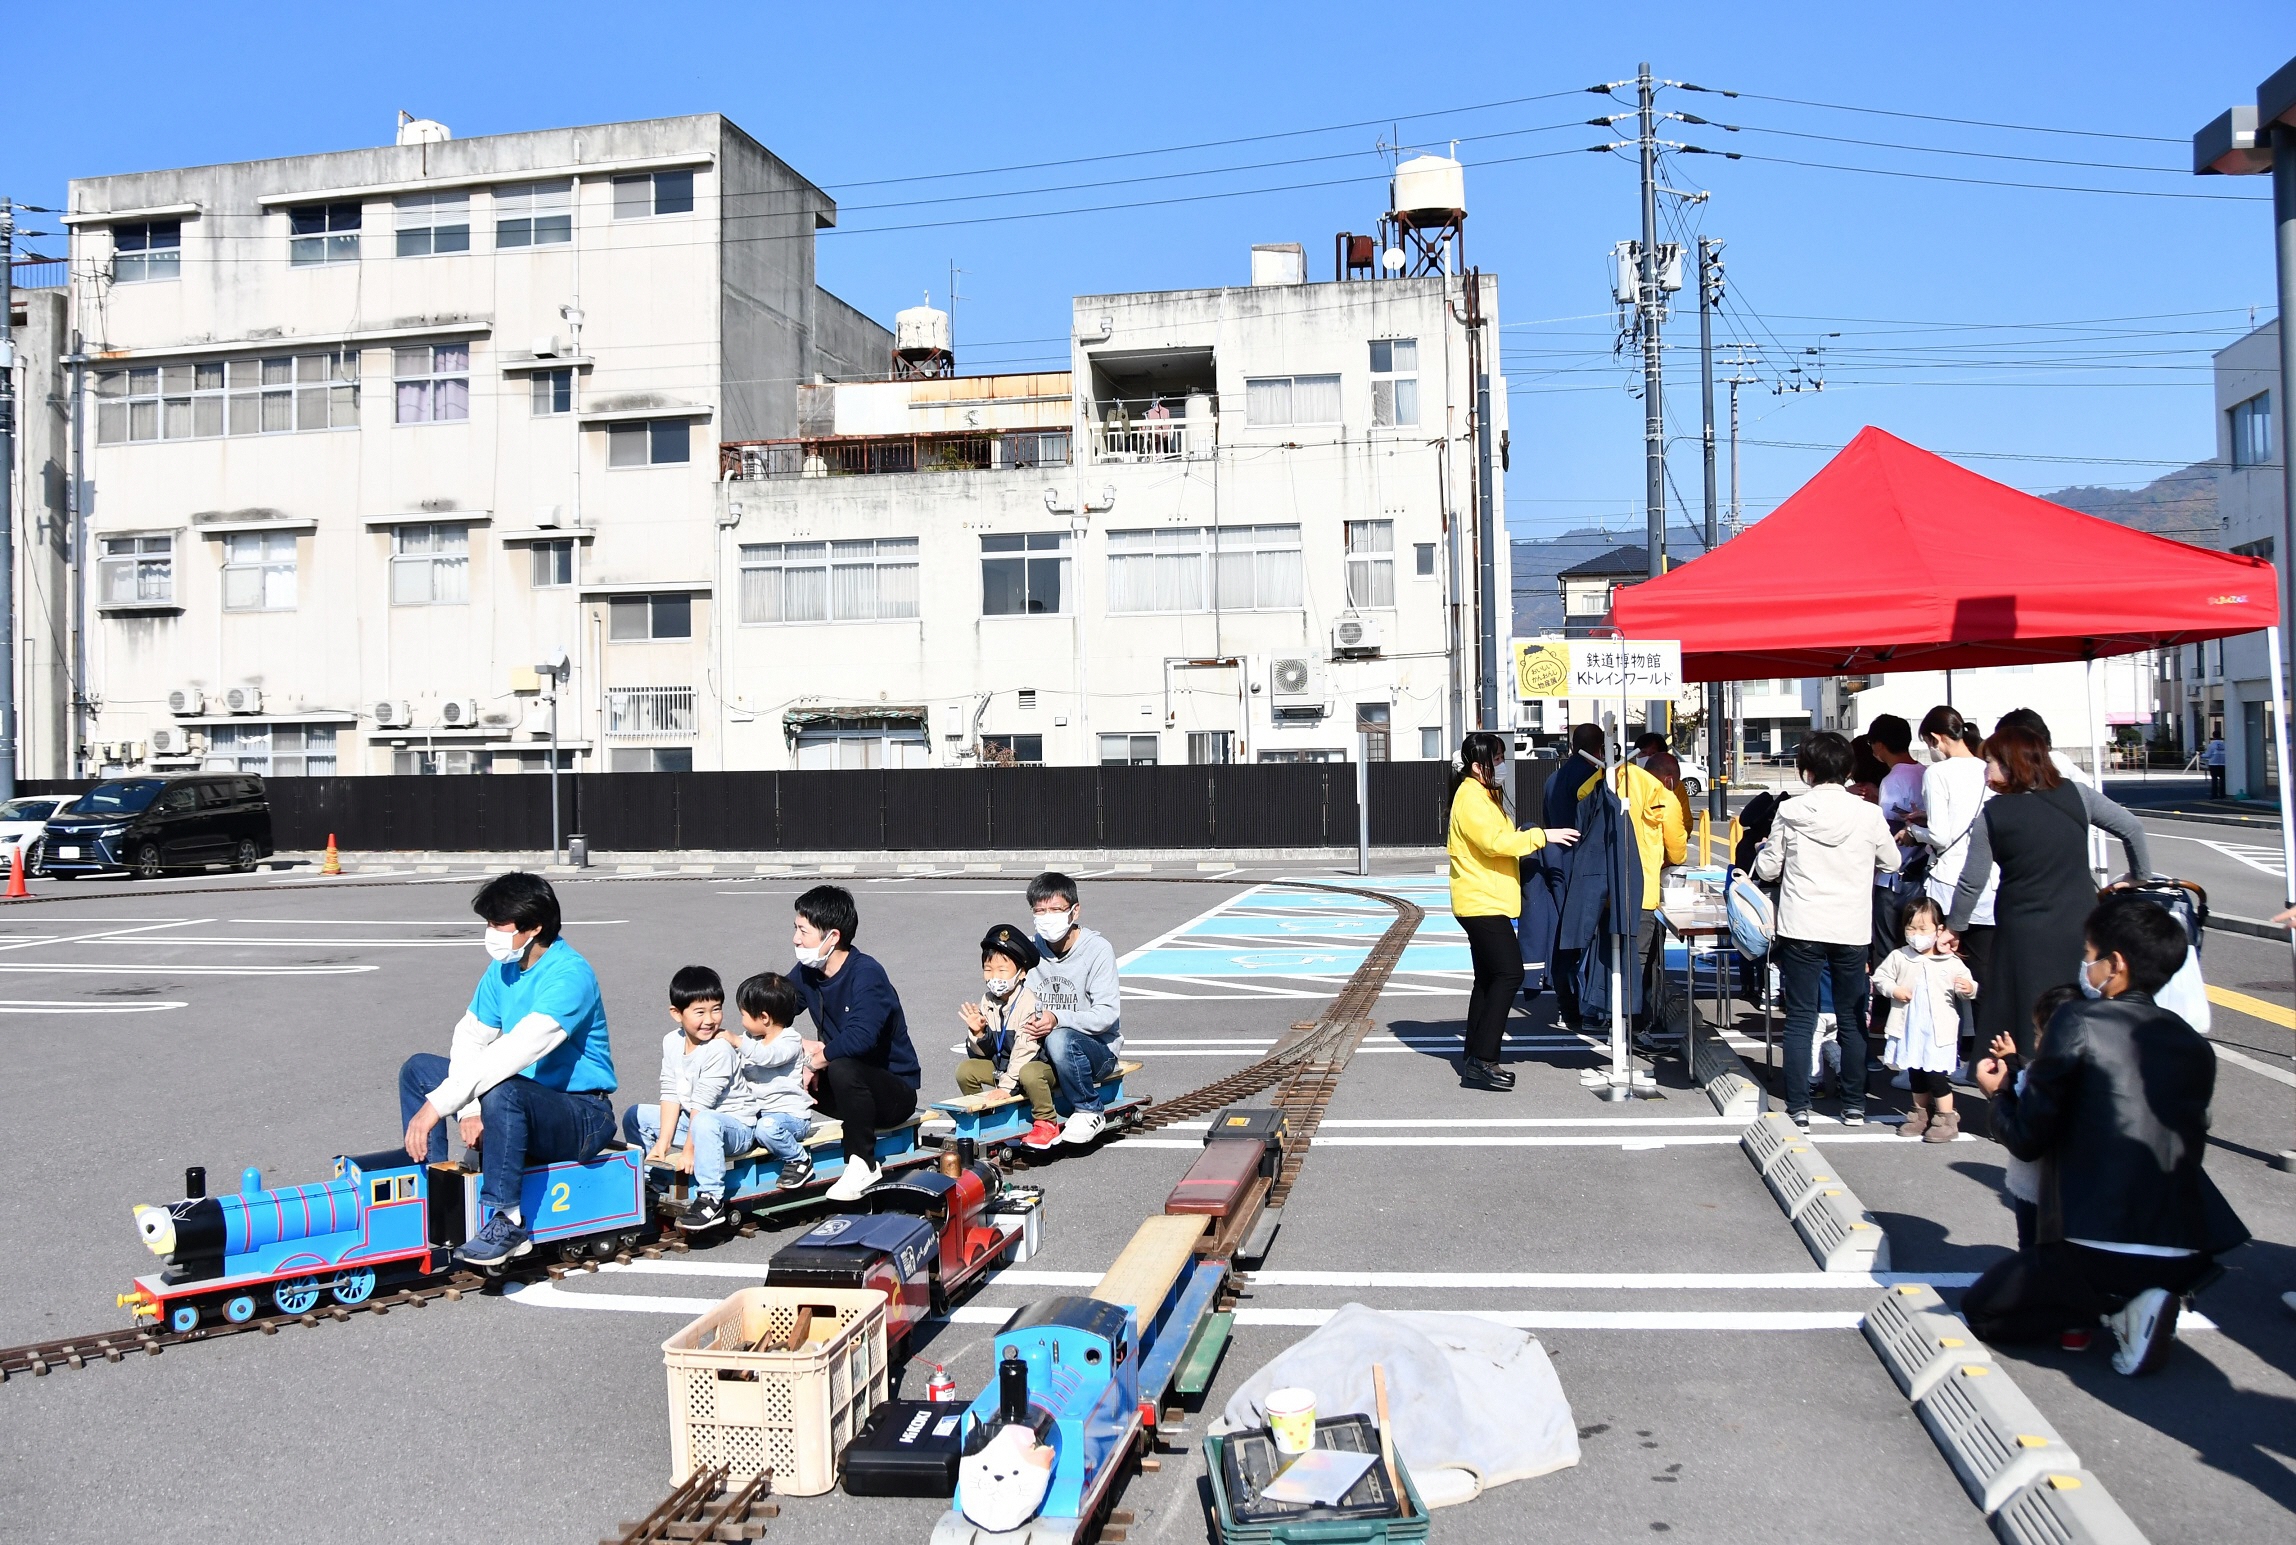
19, 761, 1457, 854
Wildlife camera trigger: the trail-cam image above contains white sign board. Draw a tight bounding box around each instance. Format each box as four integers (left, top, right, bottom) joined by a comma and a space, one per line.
1515, 638, 1683, 699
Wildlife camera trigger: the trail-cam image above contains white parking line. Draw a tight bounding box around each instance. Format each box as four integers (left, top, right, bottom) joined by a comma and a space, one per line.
1118, 884, 1269, 966
0, 917, 210, 954
0, 998, 189, 1013
0, 962, 377, 975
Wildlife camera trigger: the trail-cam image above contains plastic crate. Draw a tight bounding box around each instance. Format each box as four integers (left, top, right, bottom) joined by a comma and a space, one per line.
662, 1285, 890, 1497
1206, 1416, 1429, 1545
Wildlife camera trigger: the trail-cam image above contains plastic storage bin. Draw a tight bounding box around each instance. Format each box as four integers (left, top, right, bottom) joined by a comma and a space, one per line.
662, 1285, 890, 1496
1206, 1415, 1428, 1545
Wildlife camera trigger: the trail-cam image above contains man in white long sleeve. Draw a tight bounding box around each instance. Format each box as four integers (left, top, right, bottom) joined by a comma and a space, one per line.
397, 872, 618, 1268
1021, 871, 1124, 1147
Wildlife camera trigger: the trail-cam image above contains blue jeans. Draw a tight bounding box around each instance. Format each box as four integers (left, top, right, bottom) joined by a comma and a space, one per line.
622, 1105, 808, 1196
1042, 1027, 1118, 1114
399, 1052, 615, 1212
1775, 936, 1871, 1117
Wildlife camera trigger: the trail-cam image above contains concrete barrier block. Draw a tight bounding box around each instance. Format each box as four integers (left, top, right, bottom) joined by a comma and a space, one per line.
1916, 1362, 2081, 1514
1740, 1111, 1803, 1176
1794, 1184, 1891, 1273
1991, 1469, 2150, 1545
1691, 1034, 1764, 1117
1762, 1144, 1839, 1220
1864, 1283, 1993, 1400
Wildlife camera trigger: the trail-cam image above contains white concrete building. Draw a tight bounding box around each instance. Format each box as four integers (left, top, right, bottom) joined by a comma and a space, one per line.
6, 279, 74, 779
1845, 660, 2148, 772
714, 265, 1503, 768
2182, 318, 2279, 795
62, 112, 888, 777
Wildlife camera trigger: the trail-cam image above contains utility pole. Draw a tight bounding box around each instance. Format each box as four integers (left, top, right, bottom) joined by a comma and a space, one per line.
1471, 272, 1500, 732
1635, 63, 1667, 737
0, 200, 17, 802
1697, 236, 1723, 822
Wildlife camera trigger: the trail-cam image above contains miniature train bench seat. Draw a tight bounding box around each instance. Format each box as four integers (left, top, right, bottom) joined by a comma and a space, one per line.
928, 1060, 1144, 1146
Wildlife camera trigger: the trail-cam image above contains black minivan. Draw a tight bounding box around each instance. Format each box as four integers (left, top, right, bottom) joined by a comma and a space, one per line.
41, 774, 275, 879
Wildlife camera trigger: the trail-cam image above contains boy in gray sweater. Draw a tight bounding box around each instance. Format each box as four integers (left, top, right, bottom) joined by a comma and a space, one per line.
695, 971, 818, 1222
1022, 871, 1124, 1146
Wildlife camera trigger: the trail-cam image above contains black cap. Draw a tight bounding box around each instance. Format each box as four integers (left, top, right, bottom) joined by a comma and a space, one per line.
980, 924, 1040, 972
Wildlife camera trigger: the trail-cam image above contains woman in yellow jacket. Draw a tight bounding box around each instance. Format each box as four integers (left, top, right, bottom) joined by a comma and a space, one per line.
1448, 732, 1578, 1091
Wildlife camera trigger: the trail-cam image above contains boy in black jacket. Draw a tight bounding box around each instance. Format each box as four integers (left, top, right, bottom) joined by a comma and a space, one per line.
1967, 894, 2245, 1375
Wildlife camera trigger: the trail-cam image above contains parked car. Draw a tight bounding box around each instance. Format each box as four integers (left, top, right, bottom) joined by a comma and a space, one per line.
41, 774, 273, 879
0, 795, 69, 874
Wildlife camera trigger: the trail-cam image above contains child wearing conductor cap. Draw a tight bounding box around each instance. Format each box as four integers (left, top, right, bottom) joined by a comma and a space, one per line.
956, 924, 1062, 1152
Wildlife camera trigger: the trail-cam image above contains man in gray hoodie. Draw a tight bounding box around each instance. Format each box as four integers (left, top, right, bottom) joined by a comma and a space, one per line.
1021, 871, 1124, 1146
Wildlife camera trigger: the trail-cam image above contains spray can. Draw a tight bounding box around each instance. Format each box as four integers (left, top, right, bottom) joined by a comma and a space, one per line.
927, 1362, 956, 1402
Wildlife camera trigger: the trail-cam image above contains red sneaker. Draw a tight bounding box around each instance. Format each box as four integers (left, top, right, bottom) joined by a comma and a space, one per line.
2059, 1328, 2094, 1352
1021, 1120, 1063, 1151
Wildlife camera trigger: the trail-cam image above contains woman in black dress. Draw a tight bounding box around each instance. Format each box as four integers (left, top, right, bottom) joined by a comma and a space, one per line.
1946, 726, 2151, 1056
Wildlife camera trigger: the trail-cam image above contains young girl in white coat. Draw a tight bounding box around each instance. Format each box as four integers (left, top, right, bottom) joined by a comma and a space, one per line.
1871, 895, 1977, 1141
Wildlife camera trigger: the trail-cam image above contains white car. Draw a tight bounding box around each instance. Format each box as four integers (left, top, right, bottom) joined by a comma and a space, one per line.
0, 795, 69, 872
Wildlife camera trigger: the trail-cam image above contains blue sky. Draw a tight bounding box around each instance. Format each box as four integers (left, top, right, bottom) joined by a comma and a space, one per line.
10, 1, 2294, 552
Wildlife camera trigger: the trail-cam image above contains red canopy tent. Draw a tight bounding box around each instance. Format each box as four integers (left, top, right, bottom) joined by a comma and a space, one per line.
1609, 426, 2279, 681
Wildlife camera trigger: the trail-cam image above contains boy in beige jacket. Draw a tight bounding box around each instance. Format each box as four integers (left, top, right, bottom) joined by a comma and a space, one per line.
955, 924, 1061, 1150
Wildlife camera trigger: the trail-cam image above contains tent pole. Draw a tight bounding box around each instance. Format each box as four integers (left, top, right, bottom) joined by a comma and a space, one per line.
2267, 625, 2296, 1173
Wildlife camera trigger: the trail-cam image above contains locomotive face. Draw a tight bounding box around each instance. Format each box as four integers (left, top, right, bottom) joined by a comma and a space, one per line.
133, 1204, 177, 1256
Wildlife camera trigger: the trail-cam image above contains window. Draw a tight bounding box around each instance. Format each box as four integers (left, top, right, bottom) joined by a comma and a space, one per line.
204, 723, 336, 776
1245, 373, 1341, 426
1774, 678, 1800, 695
394, 343, 470, 423
1213, 524, 1302, 610
222, 531, 297, 611
112, 220, 181, 282
495, 180, 572, 247
95, 352, 355, 444
1414, 542, 1436, 577
1105, 524, 1301, 612
390, 523, 469, 606
394, 192, 470, 257
531, 368, 573, 416
606, 686, 698, 738
288, 202, 362, 265
1355, 702, 1391, 761
609, 420, 691, 467
1346, 520, 1396, 607
614, 170, 694, 219
738, 539, 918, 624
980, 733, 1044, 765
394, 747, 482, 775
1099, 733, 1159, 765
2231, 391, 2273, 468
531, 540, 575, 588
1420, 726, 1444, 759
793, 721, 930, 769
1370, 339, 1419, 427
1187, 731, 1232, 765
609, 747, 695, 772
610, 595, 693, 641
981, 532, 1072, 615
1258, 748, 1346, 764
100, 535, 173, 604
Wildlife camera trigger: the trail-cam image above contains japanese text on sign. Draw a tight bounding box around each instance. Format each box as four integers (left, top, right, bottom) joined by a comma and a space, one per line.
1514, 639, 1682, 698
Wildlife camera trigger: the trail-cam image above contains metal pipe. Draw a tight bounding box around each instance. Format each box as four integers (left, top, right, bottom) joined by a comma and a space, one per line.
1637, 64, 1666, 737
1698, 236, 1722, 823
0, 200, 16, 800
1356, 730, 1371, 877
2275, 130, 2296, 772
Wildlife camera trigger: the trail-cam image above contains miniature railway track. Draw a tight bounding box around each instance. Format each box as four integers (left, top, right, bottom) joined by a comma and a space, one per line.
610, 1463, 778, 1545
2, 877, 1422, 1389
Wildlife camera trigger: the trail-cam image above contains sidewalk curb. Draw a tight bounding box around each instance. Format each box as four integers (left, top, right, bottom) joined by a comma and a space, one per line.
2205, 912, 2291, 943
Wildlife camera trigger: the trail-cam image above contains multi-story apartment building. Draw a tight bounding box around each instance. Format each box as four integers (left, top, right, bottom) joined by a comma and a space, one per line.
715, 256, 1502, 767
6, 276, 74, 780
2184, 318, 2279, 795
62, 112, 888, 777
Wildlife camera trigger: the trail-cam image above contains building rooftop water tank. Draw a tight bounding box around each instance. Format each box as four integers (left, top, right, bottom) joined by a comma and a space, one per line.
895, 303, 952, 357
1391, 154, 1466, 221
396, 116, 452, 147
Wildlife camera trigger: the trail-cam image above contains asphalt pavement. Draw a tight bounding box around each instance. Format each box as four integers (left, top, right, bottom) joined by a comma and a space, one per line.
0, 863, 2289, 1544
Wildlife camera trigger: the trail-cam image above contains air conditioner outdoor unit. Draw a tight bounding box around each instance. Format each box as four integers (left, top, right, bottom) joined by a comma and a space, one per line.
150, 726, 195, 757
1331, 613, 1384, 657
1270, 655, 1318, 701
437, 698, 482, 728
373, 700, 415, 729
224, 684, 264, 715
167, 686, 205, 717
479, 700, 525, 731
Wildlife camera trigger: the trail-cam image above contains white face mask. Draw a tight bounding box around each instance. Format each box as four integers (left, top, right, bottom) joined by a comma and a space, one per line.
2078, 955, 2109, 999
984, 976, 1019, 1000
793, 940, 830, 969
1906, 931, 1938, 955
1035, 910, 1073, 944
483, 925, 527, 963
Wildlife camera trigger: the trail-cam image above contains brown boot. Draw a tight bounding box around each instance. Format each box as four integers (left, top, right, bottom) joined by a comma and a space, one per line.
1923, 1109, 1960, 1143
1900, 1105, 1931, 1139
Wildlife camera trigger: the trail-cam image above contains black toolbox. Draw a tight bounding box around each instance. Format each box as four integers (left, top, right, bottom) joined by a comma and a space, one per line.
840, 1399, 968, 1497
1205, 1105, 1291, 1178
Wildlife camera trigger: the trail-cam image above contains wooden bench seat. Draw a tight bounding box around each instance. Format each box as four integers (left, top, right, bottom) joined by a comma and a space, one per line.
1092, 1214, 1209, 1318
934, 1059, 1146, 1115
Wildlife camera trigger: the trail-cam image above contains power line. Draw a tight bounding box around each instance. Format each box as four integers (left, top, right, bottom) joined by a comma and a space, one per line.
1693, 118, 2185, 176
1686, 87, 2188, 146
1706, 147, 2265, 203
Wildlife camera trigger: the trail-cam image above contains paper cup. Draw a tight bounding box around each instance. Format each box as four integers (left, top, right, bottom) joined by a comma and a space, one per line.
1264, 1387, 1317, 1455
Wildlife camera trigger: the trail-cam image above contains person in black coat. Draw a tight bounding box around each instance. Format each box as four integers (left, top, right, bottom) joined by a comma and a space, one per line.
1965, 894, 2247, 1376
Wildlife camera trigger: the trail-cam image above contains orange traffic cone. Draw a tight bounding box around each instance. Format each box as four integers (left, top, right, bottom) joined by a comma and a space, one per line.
320, 832, 342, 877
6, 842, 28, 899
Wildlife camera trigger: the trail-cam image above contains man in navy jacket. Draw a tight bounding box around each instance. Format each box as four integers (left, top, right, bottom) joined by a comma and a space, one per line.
790, 884, 921, 1202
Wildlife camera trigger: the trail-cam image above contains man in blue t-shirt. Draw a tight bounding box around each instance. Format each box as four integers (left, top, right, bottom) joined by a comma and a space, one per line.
398, 872, 617, 1268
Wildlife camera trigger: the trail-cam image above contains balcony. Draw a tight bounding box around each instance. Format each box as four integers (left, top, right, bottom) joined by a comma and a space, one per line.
1087, 397, 1214, 464
607, 686, 697, 739
721, 430, 1071, 481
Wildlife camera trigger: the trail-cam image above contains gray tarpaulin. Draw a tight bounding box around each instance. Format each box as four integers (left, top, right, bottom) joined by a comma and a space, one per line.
1216, 1304, 1580, 1508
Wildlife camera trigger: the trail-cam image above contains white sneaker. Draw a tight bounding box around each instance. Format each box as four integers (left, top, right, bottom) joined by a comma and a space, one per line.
824, 1157, 881, 1203
1890, 1069, 1913, 1091
1060, 1109, 1106, 1146
2105, 1287, 2180, 1377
